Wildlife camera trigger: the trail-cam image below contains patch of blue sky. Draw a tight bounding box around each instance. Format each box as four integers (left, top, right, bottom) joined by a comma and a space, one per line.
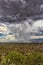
0, 33, 6, 38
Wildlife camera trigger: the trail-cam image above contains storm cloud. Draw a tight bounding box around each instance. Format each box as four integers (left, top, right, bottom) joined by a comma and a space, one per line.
0, 19, 43, 42
0, 0, 43, 22
0, 0, 43, 42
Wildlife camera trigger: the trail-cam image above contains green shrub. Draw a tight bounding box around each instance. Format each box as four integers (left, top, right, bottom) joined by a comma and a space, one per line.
0, 51, 43, 65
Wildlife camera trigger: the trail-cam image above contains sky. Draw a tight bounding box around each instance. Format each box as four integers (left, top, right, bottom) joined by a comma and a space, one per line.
0, 0, 43, 43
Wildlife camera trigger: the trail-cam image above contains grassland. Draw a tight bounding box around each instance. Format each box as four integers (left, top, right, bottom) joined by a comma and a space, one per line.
0, 43, 43, 65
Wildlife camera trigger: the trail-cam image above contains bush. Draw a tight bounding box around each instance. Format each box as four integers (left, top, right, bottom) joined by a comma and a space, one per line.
0, 51, 43, 65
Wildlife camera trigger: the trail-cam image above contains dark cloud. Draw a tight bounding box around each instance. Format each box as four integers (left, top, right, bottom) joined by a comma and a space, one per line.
0, 0, 43, 42
0, 19, 43, 42
0, 0, 43, 22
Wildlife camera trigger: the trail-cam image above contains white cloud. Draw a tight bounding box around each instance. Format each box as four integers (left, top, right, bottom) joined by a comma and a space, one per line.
31, 35, 43, 39
33, 19, 43, 28
5, 34, 16, 41
32, 19, 43, 34
0, 23, 10, 35
0, 19, 43, 42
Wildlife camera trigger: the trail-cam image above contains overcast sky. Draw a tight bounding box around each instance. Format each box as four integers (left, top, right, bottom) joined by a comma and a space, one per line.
0, 0, 43, 42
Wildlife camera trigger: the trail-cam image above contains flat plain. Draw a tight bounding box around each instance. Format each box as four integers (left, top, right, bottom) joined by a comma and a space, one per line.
0, 43, 43, 65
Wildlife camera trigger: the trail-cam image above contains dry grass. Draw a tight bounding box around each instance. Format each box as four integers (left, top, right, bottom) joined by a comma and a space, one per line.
0, 43, 43, 54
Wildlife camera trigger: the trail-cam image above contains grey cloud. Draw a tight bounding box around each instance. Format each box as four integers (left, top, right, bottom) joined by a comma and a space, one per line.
1, 0, 43, 23
0, 19, 43, 42
7, 19, 43, 42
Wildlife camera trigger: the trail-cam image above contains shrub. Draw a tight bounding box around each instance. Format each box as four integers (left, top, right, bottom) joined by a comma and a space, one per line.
0, 51, 43, 65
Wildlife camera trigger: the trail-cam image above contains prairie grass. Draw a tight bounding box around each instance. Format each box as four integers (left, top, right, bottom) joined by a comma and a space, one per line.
0, 43, 43, 65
